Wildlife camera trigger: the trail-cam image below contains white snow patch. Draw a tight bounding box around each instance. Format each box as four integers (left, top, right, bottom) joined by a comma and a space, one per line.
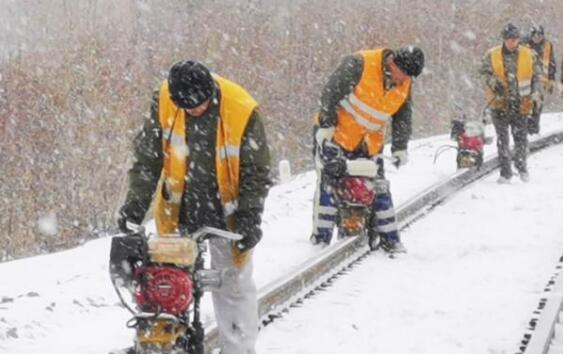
464, 30, 477, 41
37, 211, 58, 236
449, 40, 464, 53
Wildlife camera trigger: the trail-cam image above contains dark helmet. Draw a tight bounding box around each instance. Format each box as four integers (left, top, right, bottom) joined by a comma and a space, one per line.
530, 25, 545, 37
168, 60, 215, 109
501, 23, 520, 40
394, 46, 425, 77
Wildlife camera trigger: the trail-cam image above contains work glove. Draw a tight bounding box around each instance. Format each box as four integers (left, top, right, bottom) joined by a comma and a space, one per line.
490, 79, 505, 97
530, 92, 542, 115
482, 108, 493, 125
314, 126, 336, 162
323, 157, 347, 178
450, 119, 465, 140
391, 150, 409, 168
319, 139, 342, 163
234, 212, 263, 252
116, 203, 144, 233
117, 214, 128, 234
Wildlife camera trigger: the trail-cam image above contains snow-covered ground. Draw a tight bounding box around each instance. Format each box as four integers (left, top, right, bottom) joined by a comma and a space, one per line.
257, 133, 563, 354
0, 113, 562, 354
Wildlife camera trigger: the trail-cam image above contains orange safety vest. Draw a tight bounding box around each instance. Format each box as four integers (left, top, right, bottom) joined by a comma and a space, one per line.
333, 49, 411, 156
154, 75, 257, 237
487, 45, 534, 115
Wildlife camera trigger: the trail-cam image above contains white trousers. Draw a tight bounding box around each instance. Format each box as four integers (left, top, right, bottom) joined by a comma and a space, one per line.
210, 238, 258, 354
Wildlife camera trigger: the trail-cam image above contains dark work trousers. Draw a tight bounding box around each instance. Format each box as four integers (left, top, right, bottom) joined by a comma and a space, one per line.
491, 109, 529, 179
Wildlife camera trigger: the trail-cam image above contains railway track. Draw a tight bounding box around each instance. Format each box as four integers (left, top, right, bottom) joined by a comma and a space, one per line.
203, 130, 563, 353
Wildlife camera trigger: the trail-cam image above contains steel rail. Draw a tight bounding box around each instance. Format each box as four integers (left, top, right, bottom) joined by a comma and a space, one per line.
516, 257, 563, 354
204, 130, 563, 353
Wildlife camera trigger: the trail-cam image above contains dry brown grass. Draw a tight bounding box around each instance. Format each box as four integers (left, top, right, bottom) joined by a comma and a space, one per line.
1, 0, 562, 260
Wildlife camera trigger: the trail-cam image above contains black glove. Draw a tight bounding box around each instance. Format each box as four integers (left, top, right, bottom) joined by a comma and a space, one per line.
117, 212, 128, 233
323, 158, 347, 178
235, 212, 263, 252
319, 140, 342, 163
491, 80, 505, 97
117, 203, 145, 233
450, 119, 465, 140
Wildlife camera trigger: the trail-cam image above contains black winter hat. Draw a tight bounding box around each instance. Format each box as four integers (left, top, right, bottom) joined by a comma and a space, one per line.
168, 60, 215, 109
394, 46, 425, 77
502, 23, 520, 39
530, 25, 544, 37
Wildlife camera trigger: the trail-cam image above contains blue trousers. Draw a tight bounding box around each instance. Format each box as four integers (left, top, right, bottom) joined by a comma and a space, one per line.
312, 170, 400, 244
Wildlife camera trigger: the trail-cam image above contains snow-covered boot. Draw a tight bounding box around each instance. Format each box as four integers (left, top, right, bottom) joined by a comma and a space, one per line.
310, 232, 331, 245
372, 191, 404, 254
497, 176, 511, 184
380, 238, 407, 254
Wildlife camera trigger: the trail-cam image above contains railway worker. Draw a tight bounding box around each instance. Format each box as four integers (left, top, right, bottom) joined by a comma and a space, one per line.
310, 46, 425, 254
479, 23, 542, 184
117, 60, 272, 354
525, 25, 556, 134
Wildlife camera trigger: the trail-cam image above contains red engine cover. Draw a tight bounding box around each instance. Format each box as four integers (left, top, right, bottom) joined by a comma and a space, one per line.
135, 266, 193, 315
458, 134, 484, 152
336, 177, 376, 206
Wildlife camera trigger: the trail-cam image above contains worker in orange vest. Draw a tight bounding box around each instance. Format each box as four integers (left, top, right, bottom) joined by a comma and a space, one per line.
311, 46, 424, 254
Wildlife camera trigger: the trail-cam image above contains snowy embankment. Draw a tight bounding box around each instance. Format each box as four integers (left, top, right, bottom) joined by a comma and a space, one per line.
0, 113, 562, 354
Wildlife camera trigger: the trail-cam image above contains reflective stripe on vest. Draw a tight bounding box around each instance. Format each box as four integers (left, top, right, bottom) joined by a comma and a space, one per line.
162, 128, 189, 158
154, 75, 257, 236
333, 48, 411, 156
339, 91, 392, 131
219, 145, 240, 160
519, 79, 531, 96
223, 200, 239, 216
348, 92, 392, 122
339, 98, 385, 131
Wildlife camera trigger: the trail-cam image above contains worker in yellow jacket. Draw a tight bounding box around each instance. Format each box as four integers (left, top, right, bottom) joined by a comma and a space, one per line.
118, 61, 272, 354
526, 25, 556, 134
479, 23, 542, 184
